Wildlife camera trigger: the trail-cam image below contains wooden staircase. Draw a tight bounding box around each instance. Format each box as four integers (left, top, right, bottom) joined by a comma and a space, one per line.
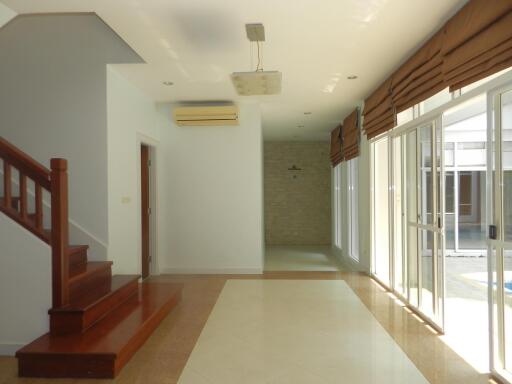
0, 136, 182, 378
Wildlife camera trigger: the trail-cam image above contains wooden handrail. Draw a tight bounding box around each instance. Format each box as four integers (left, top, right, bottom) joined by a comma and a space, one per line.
0, 136, 70, 309
0, 137, 51, 190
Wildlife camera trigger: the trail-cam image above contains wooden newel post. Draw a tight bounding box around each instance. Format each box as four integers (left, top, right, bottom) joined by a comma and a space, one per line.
50, 158, 69, 308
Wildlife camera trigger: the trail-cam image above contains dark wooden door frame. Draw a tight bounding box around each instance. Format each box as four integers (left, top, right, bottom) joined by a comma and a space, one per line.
140, 144, 150, 280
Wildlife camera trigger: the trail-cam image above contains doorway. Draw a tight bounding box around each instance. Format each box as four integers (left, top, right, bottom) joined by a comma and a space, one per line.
140, 144, 151, 280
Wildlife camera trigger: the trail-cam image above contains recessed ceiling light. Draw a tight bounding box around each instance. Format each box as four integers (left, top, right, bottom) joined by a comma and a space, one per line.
347, 75, 358, 80
304, 112, 312, 115
163, 81, 174, 86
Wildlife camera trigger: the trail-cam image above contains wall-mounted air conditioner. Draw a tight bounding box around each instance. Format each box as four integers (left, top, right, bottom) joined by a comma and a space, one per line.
173, 105, 239, 126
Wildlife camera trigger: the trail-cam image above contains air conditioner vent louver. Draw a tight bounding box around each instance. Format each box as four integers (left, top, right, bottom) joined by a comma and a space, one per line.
173, 105, 239, 126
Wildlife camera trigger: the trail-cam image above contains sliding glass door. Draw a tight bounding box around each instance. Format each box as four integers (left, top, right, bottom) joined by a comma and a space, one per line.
371, 117, 445, 328
489, 86, 512, 383
403, 120, 444, 324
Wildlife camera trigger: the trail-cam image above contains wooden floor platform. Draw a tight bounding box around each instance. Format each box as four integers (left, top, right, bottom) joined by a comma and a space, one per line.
17, 282, 182, 379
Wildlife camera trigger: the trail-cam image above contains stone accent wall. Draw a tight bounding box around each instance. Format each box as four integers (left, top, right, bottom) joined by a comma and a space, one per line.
264, 141, 331, 245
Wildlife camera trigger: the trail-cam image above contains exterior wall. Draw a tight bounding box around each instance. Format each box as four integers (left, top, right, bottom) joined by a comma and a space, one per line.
264, 141, 331, 245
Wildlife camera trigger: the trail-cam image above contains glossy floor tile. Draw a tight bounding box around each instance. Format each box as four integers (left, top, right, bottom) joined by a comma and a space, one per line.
264, 245, 341, 271
178, 280, 429, 384
0, 272, 494, 384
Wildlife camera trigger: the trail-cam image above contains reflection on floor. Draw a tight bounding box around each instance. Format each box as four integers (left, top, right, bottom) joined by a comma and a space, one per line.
179, 280, 428, 384
265, 245, 341, 271
0, 272, 492, 384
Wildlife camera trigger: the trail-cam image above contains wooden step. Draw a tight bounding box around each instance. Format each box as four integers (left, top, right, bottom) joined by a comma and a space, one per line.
17, 282, 183, 378
67, 245, 88, 268
49, 275, 139, 335
69, 261, 113, 302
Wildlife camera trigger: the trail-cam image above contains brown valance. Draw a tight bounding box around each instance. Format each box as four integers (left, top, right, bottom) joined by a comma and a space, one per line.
330, 125, 342, 167
362, 0, 512, 138
342, 109, 359, 161
363, 79, 394, 139
443, 0, 512, 90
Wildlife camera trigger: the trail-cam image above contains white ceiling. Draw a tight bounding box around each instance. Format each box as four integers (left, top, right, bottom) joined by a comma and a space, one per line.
1, 0, 467, 141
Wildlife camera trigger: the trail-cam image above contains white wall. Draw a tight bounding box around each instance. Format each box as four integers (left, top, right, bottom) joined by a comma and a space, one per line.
158, 103, 264, 274
0, 215, 51, 356
0, 14, 142, 260
0, 2, 15, 27
106, 66, 161, 275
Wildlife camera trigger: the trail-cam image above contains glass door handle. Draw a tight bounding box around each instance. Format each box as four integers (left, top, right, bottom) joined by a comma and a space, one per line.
489, 225, 497, 240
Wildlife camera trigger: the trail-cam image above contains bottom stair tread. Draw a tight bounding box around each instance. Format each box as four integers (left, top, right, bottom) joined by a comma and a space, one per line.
61, 274, 140, 311
17, 282, 182, 378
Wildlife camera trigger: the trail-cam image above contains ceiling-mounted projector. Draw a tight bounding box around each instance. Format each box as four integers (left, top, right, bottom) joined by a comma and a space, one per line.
231, 23, 282, 96
231, 71, 282, 96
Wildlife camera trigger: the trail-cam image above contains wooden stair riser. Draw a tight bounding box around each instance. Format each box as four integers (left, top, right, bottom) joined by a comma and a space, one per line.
69, 265, 112, 303
49, 278, 139, 336
68, 246, 88, 269
18, 354, 115, 379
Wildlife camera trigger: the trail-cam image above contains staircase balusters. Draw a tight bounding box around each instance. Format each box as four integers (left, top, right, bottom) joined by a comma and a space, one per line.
3, 161, 11, 209
19, 173, 28, 219
35, 184, 43, 232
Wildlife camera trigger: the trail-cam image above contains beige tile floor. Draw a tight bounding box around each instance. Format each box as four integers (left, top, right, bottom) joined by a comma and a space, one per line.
264, 246, 341, 271
178, 280, 429, 384
0, 271, 495, 384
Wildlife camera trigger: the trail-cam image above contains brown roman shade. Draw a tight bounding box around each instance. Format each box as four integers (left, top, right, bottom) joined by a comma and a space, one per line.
342, 109, 359, 161
361, 0, 512, 139
391, 31, 445, 113
330, 125, 342, 166
442, 0, 512, 90
362, 79, 394, 139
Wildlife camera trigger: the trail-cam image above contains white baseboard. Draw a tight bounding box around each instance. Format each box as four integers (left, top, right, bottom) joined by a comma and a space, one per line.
0, 343, 23, 356
160, 267, 263, 275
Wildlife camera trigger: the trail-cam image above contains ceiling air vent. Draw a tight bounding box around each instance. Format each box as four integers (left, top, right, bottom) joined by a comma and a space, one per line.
173, 105, 239, 126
